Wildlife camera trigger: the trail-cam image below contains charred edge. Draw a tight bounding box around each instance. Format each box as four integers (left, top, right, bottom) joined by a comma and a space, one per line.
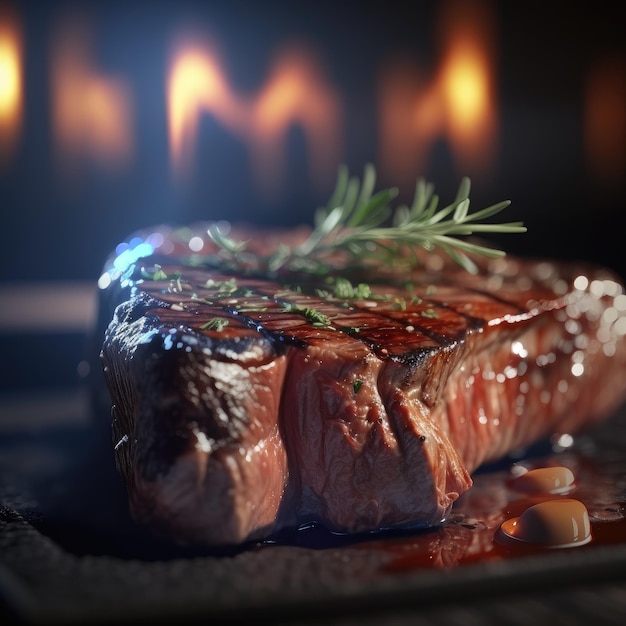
224, 305, 308, 350
131, 328, 250, 481
389, 344, 440, 368
118, 292, 172, 325
207, 326, 283, 361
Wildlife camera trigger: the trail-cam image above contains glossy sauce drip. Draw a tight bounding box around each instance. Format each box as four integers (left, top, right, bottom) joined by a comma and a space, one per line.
376, 501, 626, 574
369, 452, 626, 573
507, 466, 576, 495
273, 445, 626, 573
498, 498, 592, 548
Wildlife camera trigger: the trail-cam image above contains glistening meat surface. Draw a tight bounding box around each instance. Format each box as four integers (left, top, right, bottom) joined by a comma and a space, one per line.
98, 224, 626, 546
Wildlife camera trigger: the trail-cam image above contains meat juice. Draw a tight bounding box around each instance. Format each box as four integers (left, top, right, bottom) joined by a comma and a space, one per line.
264, 423, 626, 572
356, 446, 626, 571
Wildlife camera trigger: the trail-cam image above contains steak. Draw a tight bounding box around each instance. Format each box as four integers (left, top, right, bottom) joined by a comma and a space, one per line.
97, 222, 626, 547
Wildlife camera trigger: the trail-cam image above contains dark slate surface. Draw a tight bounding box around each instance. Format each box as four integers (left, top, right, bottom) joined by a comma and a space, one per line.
1, 387, 626, 625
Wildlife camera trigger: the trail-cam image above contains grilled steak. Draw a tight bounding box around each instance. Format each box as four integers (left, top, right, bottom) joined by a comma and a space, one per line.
97, 222, 626, 546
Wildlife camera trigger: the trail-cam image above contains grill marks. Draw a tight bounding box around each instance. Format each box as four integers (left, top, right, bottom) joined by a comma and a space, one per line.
131, 261, 532, 363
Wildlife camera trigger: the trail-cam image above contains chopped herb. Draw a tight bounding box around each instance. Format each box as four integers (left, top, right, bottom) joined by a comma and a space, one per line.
330, 277, 354, 299
285, 284, 303, 294
315, 289, 332, 299
200, 317, 230, 331
326, 277, 372, 300
167, 276, 184, 293
392, 298, 407, 311
353, 380, 363, 393
141, 264, 182, 282
420, 308, 439, 319
235, 304, 269, 313
191, 295, 213, 306
205, 277, 238, 294
282, 303, 333, 328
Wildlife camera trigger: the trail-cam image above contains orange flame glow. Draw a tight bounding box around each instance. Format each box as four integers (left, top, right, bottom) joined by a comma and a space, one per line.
439, 35, 496, 170
379, 0, 497, 188
0, 7, 22, 166
167, 39, 341, 196
584, 54, 626, 189
51, 17, 133, 174
249, 45, 341, 196
167, 41, 247, 178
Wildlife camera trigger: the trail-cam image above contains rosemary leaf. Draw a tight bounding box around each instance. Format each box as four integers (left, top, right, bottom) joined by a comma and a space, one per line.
206, 164, 526, 276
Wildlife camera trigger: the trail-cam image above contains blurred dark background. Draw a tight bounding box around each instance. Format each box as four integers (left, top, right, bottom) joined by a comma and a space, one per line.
1, 0, 625, 282
3, 5, 626, 616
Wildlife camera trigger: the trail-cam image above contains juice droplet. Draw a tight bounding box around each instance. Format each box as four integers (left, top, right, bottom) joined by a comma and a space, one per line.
498, 498, 592, 548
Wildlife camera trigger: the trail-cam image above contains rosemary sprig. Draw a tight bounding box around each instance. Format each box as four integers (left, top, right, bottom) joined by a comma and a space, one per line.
208, 164, 526, 275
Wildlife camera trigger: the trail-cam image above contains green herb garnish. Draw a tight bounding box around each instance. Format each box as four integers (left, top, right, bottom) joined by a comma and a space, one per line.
392, 298, 407, 311
282, 303, 333, 328
353, 380, 363, 394
141, 264, 182, 282
205, 277, 238, 294
200, 317, 230, 331
208, 163, 525, 276
324, 276, 372, 300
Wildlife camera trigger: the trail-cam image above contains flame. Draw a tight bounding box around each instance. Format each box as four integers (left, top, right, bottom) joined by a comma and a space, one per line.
439, 35, 495, 167
379, 0, 497, 187
584, 54, 626, 188
249, 45, 341, 196
167, 41, 247, 178
0, 6, 22, 166
51, 17, 133, 174
167, 39, 341, 196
